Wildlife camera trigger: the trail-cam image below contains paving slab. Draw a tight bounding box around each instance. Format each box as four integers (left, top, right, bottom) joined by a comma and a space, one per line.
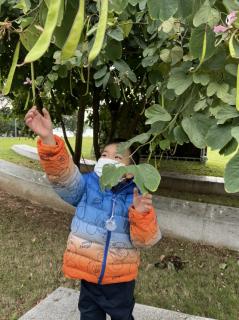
18, 287, 216, 320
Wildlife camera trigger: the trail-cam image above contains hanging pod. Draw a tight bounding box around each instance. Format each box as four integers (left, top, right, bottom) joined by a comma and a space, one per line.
61, 0, 85, 61
2, 41, 20, 95
88, 0, 108, 64
24, 0, 62, 63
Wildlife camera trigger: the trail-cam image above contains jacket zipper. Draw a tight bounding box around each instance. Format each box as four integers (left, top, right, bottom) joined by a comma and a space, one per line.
97, 181, 134, 284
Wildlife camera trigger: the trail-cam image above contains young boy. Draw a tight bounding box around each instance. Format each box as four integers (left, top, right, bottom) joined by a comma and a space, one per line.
25, 106, 162, 320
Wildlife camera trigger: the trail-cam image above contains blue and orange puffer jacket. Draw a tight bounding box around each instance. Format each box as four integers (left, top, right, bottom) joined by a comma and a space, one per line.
37, 135, 161, 285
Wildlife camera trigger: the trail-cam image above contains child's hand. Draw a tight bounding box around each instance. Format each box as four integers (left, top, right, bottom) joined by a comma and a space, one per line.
24, 106, 55, 143
133, 188, 152, 213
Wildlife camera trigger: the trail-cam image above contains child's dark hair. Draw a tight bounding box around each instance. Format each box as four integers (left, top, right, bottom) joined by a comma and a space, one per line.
104, 138, 140, 165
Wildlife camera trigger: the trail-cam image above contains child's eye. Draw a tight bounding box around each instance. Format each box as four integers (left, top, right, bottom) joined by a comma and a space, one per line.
115, 156, 122, 160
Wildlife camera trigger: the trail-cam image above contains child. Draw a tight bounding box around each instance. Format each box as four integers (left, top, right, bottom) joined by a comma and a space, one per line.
25, 106, 162, 320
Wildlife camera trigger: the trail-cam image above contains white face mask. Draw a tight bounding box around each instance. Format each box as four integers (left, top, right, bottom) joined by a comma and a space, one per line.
94, 157, 125, 177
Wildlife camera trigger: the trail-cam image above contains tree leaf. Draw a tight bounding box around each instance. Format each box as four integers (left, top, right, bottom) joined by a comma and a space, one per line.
215, 105, 239, 124
190, 25, 216, 61
193, 73, 209, 86
100, 163, 161, 194
108, 26, 124, 41
147, 0, 178, 21
145, 104, 172, 124
181, 113, 212, 148
173, 125, 189, 145
194, 99, 208, 111
109, 0, 129, 14
93, 65, 108, 80
105, 39, 122, 61
224, 151, 239, 193
193, 0, 220, 27
206, 124, 232, 150
171, 46, 184, 65
231, 126, 239, 142
167, 69, 193, 95
219, 138, 238, 156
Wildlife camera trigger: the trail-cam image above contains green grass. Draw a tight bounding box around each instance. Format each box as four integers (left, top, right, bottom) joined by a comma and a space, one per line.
1, 136, 239, 207
0, 137, 235, 176
0, 189, 238, 320
0, 137, 93, 171
156, 148, 235, 177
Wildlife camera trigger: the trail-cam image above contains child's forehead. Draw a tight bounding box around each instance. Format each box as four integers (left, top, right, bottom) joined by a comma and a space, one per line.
103, 143, 129, 155
103, 143, 119, 153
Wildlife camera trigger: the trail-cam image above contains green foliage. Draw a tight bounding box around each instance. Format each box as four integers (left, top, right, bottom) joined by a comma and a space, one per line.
100, 163, 161, 194
1, 0, 239, 192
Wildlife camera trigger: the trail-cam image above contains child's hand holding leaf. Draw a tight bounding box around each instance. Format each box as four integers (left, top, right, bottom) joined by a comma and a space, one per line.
133, 187, 152, 213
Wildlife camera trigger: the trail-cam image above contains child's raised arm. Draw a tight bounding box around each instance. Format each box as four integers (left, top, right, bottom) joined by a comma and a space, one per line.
25, 106, 85, 207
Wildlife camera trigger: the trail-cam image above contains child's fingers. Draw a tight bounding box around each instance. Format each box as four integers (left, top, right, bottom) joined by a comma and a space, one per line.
141, 199, 152, 205
143, 193, 152, 199
133, 187, 139, 199
42, 107, 51, 120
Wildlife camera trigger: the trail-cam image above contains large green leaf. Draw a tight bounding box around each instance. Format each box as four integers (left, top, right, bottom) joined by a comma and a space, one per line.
20, 25, 41, 51
193, 0, 220, 27
223, 0, 239, 12
219, 138, 238, 156
206, 124, 232, 150
231, 126, 239, 142
167, 69, 193, 95
145, 104, 172, 124
105, 39, 122, 61
108, 26, 124, 41
108, 78, 121, 99
173, 125, 189, 145
109, 0, 129, 14
118, 134, 151, 153
215, 105, 239, 124
224, 152, 239, 193
147, 0, 178, 21
14, 0, 31, 13
177, 0, 194, 18
181, 113, 212, 148
190, 25, 216, 61
193, 73, 209, 86
100, 163, 161, 194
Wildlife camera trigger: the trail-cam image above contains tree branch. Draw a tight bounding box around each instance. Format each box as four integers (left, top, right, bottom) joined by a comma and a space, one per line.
92, 88, 101, 160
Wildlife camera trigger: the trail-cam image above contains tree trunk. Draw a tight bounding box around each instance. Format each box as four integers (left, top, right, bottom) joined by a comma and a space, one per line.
73, 101, 85, 169
92, 89, 101, 160
50, 89, 74, 158
59, 115, 74, 158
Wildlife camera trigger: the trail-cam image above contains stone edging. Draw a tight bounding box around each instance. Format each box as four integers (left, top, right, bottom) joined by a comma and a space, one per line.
0, 159, 238, 251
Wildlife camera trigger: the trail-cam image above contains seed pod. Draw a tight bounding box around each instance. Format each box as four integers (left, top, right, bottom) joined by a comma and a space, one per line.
3, 41, 20, 95
88, 0, 108, 64
61, 0, 85, 61
24, 0, 62, 63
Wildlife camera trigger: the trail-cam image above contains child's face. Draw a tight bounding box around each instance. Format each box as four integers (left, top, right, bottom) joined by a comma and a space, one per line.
101, 143, 131, 166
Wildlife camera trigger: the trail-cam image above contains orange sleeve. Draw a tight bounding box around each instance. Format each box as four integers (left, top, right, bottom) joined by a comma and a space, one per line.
37, 135, 85, 206
129, 205, 162, 248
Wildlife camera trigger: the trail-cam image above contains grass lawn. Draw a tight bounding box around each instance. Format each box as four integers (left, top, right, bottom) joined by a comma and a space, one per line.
0, 136, 93, 171
0, 136, 235, 176
157, 147, 235, 177
0, 189, 238, 320
1, 136, 239, 207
